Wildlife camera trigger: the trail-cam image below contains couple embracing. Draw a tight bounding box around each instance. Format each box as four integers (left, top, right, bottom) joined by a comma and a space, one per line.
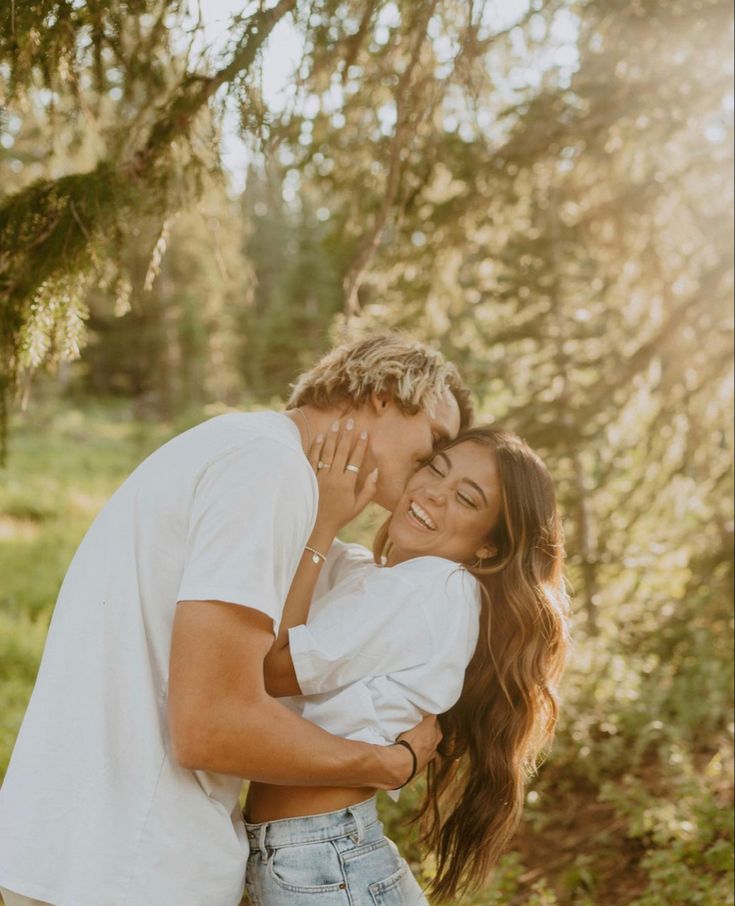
0, 333, 570, 906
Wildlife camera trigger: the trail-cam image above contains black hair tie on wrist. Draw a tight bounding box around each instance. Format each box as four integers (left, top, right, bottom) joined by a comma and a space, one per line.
392, 739, 418, 788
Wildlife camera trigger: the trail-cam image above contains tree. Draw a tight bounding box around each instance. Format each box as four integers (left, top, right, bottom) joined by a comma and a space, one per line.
0, 0, 296, 446
1, 0, 551, 444
274, 0, 733, 636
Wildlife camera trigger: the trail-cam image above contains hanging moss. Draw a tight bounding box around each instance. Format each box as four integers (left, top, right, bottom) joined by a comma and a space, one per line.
0, 159, 171, 458
0, 1, 295, 459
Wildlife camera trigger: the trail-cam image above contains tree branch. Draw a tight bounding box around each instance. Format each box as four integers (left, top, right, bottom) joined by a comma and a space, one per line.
341, 0, 438, 317
0, 0, 297, 454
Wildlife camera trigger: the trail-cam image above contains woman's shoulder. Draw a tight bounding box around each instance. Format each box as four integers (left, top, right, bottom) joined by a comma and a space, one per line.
388, 553, 475, 582
330, 537, 373, 558
327, 538, 374, 571
387, 558, 481, 660
315, 539, 375, 596
389, 556, 482, 608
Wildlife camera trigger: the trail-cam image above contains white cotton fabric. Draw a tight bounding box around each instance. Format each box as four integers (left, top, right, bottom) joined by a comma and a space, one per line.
286, 540, 482, 796
0, 412, 317, 906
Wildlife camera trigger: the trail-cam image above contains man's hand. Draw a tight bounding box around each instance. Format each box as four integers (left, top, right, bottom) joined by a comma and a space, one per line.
377, 715, 443, 790
398, 715, 443, 775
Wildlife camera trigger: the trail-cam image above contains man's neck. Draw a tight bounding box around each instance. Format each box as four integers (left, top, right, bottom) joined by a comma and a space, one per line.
286, 404, 365, 453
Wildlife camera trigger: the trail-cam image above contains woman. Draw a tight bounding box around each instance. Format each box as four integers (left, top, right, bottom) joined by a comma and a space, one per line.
244, 421, 570, 905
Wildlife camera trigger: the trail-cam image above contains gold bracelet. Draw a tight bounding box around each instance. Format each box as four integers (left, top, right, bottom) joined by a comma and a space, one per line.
304, 545, 327, 565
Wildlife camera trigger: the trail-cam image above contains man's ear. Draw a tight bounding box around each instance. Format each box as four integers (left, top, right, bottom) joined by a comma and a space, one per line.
370, 390, 391, 415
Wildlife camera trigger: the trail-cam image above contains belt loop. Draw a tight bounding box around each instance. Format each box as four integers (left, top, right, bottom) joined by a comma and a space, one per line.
257, 823, 269, 861
347, 804, 365, 845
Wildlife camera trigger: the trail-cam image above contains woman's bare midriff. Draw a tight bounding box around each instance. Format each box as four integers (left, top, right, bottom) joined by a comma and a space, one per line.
245, 782, 378, 822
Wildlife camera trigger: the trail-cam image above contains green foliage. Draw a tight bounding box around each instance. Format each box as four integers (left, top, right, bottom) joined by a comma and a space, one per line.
83, 190, 254, 412
238, 173, 345, 397
0, 162, 136, 370
599, 754, 734, 906
0, 0, 296, 448
1, 2, 180, 100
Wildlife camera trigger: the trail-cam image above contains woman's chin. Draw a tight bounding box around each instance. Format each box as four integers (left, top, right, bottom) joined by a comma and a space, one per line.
389, 530, 437, 559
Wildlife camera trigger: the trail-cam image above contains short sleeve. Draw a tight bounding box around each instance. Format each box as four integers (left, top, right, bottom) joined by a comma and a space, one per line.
363, 564, 481, 732
288, 569, 434, 695
423, 566, 481, 655
177, 442, 315, 633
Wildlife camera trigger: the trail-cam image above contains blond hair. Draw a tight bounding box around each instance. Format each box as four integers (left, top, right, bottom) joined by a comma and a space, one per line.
287, 332, 473, 427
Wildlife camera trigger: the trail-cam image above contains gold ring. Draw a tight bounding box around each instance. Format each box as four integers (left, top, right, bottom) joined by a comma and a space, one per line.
317, 461, 332, 470
345, 464, 360, 473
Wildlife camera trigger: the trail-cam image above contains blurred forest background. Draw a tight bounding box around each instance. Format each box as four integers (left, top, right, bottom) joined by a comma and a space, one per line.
0, 1, 733, 903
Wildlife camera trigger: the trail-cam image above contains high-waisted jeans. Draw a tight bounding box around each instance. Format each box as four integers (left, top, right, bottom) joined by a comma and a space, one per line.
243, 797, 429, 906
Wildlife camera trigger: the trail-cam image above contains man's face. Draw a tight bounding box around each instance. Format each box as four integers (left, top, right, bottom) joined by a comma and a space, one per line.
369, 391, 462, 511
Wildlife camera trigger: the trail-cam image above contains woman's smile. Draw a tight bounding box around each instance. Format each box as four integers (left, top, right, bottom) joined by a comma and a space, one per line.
406, 499, 438, 531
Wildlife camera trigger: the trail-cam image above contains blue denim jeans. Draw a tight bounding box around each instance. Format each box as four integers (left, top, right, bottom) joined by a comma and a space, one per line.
244, 797, 429, 906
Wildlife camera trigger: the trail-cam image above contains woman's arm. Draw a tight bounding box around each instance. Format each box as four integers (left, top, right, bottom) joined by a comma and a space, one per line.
264, 420, 377, 696
263, 523, 336, 696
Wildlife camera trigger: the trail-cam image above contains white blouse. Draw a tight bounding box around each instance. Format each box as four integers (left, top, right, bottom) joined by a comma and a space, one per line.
285, 540, 482, 782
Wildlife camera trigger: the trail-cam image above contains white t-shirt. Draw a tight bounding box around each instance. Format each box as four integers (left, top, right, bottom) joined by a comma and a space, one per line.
0, 412, 317, 906
286, 540, 482, 795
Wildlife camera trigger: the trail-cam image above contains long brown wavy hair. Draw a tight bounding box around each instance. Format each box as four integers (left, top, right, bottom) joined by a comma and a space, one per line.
373, 426, 571, 902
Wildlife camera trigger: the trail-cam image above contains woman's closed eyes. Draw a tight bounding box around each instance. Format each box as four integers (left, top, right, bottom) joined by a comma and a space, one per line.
425, 458, 481, 510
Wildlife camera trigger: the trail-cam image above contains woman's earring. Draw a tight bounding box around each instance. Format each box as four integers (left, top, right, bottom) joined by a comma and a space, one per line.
472, 545, 495, 568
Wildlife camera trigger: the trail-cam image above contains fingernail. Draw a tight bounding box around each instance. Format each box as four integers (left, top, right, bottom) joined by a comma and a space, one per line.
316, 434, 324, 443
360, 430, 368, 440
371, 467, 379, 478
346, 418, 354, 430
331, 420, 340, 432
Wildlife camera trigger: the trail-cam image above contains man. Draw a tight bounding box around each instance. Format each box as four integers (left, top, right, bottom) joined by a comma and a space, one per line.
0, 333, 472, 906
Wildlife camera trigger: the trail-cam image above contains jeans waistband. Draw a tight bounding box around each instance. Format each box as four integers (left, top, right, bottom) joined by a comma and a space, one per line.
244, 796, 378, 849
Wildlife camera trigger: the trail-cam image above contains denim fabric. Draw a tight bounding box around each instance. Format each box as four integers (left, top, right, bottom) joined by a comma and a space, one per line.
243, 797, 429, 906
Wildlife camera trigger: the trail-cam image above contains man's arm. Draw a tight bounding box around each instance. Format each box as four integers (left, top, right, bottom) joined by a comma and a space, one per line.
168, 601, 439, 788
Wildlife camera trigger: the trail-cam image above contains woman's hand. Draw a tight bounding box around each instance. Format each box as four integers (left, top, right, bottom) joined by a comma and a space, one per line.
308, 419, 378, 536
